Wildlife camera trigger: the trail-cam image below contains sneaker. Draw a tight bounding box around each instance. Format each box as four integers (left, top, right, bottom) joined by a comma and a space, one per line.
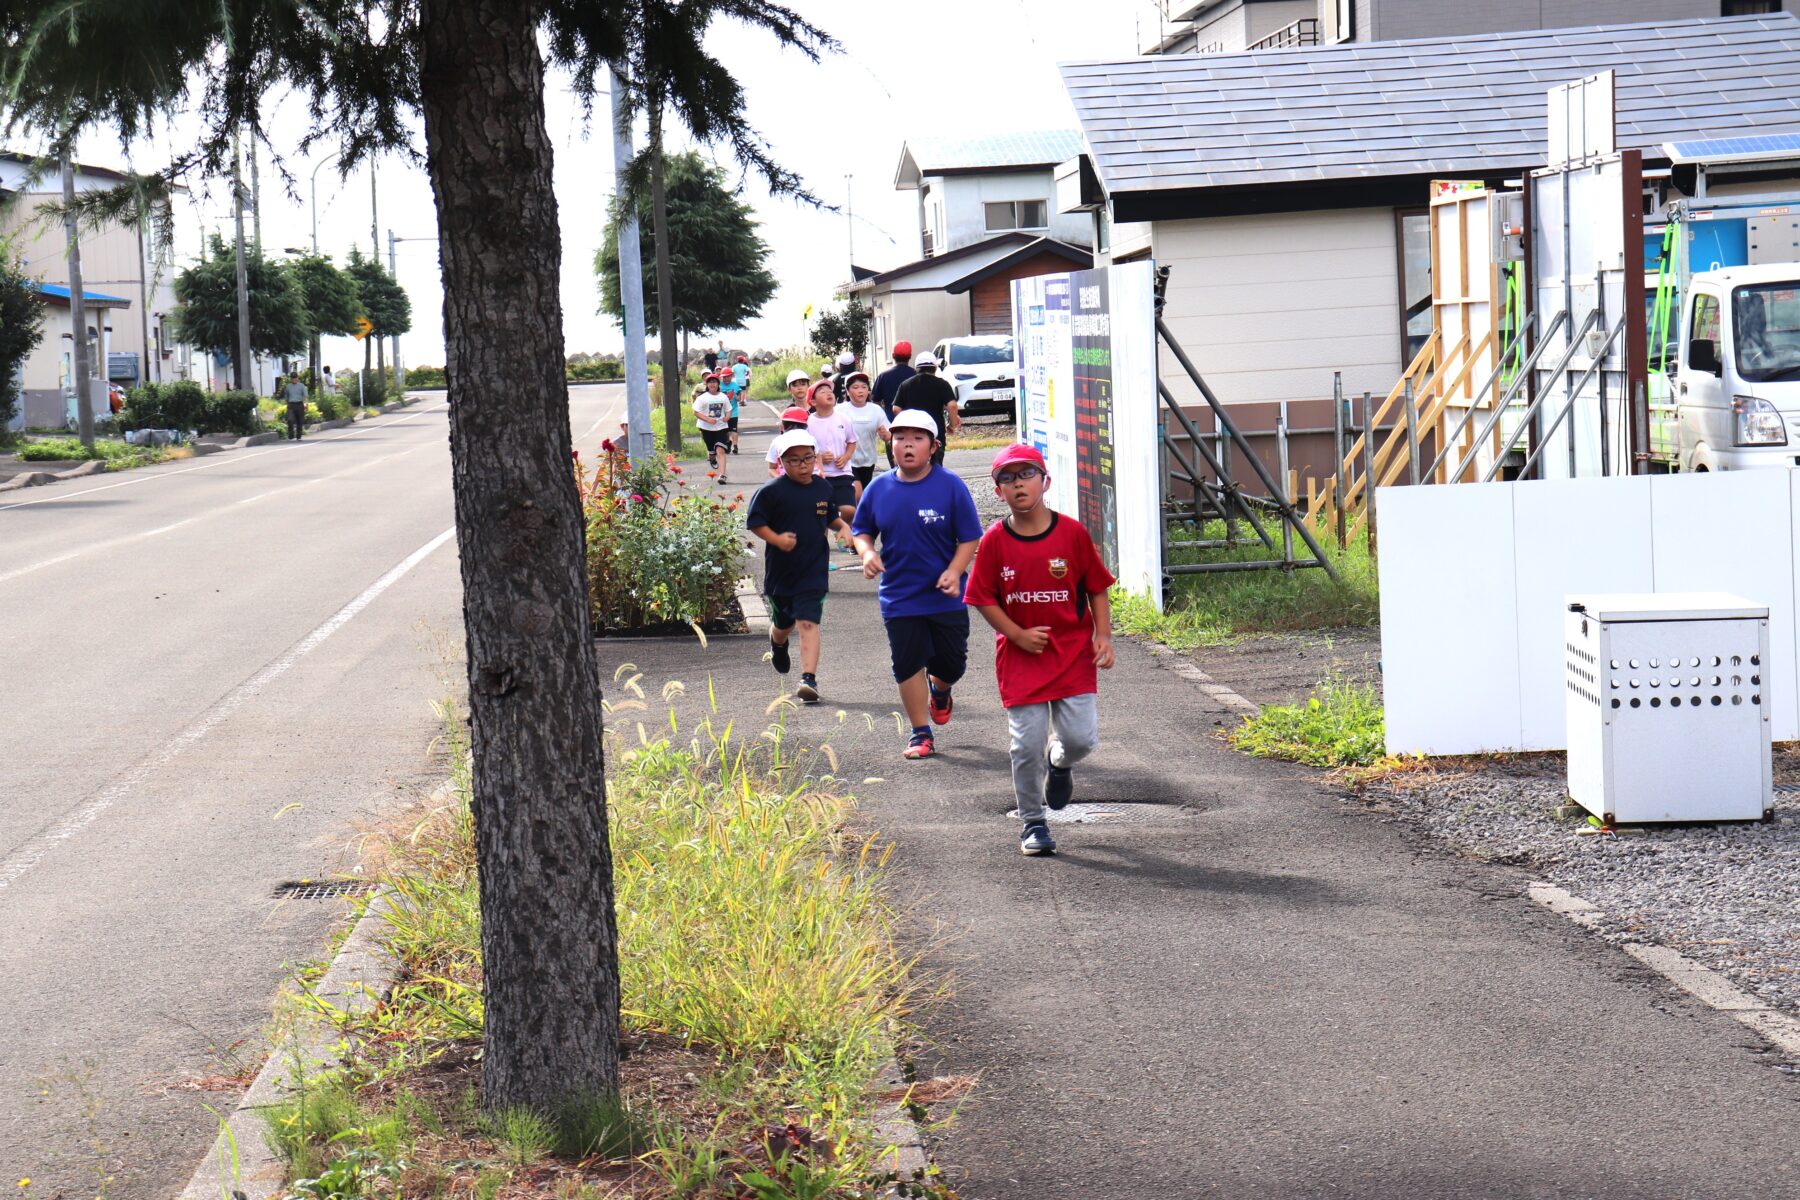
929, 687, 954, 725
770, 636, 790, 675
1045, 760, 1074, 812
1020, 821, 1057, 856
797, 674, 820, 704
903, 731, 934, 759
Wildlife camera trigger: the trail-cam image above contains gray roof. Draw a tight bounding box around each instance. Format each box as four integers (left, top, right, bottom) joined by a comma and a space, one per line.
898, 130, 1084, 181
1062, 15, 1800, 211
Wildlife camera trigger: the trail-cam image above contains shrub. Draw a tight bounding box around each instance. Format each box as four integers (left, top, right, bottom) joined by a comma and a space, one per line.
316, 391, 351, 421
406, 364, 447, 388
339, 369, 400, 407
203, 390, 262, 435
566, 358, 623, 382
120, 380, 207, 431
1229, 676, 1386, 768
577, 444, 743, 630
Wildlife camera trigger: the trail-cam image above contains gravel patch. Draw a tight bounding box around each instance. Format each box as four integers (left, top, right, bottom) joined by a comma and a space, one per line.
1361, 752, 1800, 1014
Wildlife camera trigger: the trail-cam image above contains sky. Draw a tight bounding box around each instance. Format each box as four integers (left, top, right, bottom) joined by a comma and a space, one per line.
43, 0, 1156, 374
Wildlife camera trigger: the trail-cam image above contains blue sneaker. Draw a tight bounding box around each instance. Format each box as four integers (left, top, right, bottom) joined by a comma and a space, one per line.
1045, 759, 1074, 811
1020, 820, 1057, 856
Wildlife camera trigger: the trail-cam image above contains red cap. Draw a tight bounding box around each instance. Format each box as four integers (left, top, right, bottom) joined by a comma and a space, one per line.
780, 405, 811, 424
990, 443, 1046, 477
735, 354, 748, 363
807, 379, 836, 402
893, 340, 913, 359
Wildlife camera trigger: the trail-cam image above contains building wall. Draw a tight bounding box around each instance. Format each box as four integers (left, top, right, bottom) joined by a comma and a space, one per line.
866, 286, 971, 371
930, 171, 1090, 254
966, 250, 1092, 334
1368, 0, 1800, 41
1244, 0, 1319, 45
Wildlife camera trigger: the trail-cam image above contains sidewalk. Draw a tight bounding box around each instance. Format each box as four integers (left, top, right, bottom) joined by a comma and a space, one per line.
612, 425, 1800, 1199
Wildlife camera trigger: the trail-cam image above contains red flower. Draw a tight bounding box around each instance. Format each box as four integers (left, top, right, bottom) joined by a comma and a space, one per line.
601, 438, 616, 452
631, 493, 645, 501
670, 466, 683, 474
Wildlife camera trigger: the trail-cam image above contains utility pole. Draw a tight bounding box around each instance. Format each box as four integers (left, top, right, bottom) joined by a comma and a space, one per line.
371, 162, 386, 382
387, 229, 404, 388
231, 127, 253, 394
648, 97, 681, 450
846, 174, 855, 273
611, 66, 653, 464
59, 151, 95, 450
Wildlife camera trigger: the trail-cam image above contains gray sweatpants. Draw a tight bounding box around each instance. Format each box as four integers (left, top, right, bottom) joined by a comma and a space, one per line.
1008, 692, 1099, 823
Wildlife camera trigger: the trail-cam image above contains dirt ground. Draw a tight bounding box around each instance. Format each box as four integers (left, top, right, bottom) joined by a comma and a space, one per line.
1183, 626, 1383, 709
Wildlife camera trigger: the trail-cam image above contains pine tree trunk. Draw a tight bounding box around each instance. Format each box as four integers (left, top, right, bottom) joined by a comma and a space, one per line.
648, 103, 681, 450
418, 0, 621, 1110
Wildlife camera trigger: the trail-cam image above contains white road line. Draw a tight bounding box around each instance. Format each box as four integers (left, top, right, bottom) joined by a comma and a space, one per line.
0, 444, 429, 587
0, 525, 457, 893
0, 404, 446, 513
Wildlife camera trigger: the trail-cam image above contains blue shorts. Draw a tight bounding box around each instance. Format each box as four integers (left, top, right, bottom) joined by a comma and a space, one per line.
884, 610, 970, 684
768, 591, 825, 630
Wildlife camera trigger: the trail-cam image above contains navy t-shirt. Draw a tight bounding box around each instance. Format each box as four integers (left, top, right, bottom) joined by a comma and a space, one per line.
746, 475, 837, 597
850, 465, 983, 618
872, 362, 916, 414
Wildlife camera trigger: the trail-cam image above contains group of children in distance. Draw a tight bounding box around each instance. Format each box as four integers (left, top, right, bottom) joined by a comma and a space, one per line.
746, 380, 1114, 856
690, 353, 753, 483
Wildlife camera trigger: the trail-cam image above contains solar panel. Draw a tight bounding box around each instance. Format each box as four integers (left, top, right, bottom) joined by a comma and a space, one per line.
1664, 132, 1800, 164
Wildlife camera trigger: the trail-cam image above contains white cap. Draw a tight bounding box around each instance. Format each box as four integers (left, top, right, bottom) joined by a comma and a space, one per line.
890, 409, 939, 438
785, 368, 811, 385
770, 430, 818, 459
915, 351, 939, 369
837, 350, 856, 367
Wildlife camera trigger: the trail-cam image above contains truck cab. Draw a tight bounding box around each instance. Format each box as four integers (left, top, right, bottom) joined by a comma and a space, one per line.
1675, 264, 1800, 472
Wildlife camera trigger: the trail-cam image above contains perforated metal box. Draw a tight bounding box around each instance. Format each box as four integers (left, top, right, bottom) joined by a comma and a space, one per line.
1566, 593, 1772, 824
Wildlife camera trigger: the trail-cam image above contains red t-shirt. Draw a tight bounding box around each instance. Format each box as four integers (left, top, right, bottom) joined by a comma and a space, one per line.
963, 511, 1116, 708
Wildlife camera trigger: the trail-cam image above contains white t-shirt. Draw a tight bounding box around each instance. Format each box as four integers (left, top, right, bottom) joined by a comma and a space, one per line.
693, 392, 730, 432
844, 401, 888, 468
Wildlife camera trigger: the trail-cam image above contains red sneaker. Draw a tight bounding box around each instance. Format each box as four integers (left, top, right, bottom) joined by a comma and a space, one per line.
929, 687, 953, 725
903, 731, 935, 759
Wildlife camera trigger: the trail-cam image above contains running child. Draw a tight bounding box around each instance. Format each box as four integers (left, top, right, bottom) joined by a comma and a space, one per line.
805, 379, 858, 551
747, 429, 843, 704
728, 354, 752, 453
841, 370, 890, 498
851, 409, 983, 760
767, 405, 811, 477
692, 372, 732, 483
963, 444, 1115, 855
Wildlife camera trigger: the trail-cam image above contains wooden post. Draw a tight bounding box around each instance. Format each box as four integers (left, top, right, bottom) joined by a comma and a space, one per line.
1361, 390, 1378, 556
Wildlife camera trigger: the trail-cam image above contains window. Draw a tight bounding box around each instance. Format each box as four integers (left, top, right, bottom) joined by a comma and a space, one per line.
983, 200, 1048, 232
1732, 284, 1800, 381
1691, 293, 1721, 365
946, 337, 1014, 366
1325, 0, 1355, 42
1724, 2, 1779, 14
1396, 210, 1432, 365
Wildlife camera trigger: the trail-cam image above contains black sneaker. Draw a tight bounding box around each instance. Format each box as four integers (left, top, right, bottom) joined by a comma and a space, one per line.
1020, 821, 1057, 856
1045, 760, 1074, 811
797, 674, 820, 704
770, 636, 790, 675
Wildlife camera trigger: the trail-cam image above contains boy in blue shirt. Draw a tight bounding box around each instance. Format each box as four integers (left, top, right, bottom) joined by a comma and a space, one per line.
747, 430, 843, 704
851, 409, 983, 759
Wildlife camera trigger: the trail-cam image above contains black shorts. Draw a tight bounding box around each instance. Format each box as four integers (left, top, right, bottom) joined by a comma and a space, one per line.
826, 475, 857, 510
850, 464, 875, 487
728, 415, 739, 431
885, 610, 970, 685
767, 591, 825, 630
701, 428, 731, 453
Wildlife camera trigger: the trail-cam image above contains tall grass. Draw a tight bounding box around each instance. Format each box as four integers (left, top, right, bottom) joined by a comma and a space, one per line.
1229, 675, 1387, 768
1115, 517, 1378, 650
747, 355, 820, 402
271, 695, 912, 1194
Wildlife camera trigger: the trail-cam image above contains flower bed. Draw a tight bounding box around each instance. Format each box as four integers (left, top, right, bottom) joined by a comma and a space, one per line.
579, 443, 744, 634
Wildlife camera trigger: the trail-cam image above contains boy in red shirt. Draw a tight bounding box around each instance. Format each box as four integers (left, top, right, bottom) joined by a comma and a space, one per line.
963, 444, 1115, 855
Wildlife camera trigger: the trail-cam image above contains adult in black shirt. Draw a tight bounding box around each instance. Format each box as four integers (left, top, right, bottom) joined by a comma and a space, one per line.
891, 353, 959, 466
872, 341, 916, 417
703, 348, 719, 373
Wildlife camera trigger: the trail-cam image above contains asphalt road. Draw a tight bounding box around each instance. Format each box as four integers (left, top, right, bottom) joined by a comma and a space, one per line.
620, 436, 1800, 1200
0, 385, 625, 1195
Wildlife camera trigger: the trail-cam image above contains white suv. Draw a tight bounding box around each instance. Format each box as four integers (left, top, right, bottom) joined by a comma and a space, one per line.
932, 335, 1017, 419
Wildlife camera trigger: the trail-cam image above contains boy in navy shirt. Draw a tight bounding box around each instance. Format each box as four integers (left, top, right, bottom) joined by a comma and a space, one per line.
964, 444, 1115, 855
851, 409, 983, 759
747, 430, 843, 704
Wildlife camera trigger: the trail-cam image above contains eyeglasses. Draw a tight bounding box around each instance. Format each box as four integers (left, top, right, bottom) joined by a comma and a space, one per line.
782, 453, 817, 464
994, 466, 1044, 485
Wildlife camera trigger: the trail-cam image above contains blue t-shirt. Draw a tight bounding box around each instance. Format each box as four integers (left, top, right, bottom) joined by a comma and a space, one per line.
731, 363, 751, 392
851, 466, 983, 618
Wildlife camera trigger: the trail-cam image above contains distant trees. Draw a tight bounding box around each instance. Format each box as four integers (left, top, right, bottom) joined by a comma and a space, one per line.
0, 237, 47, 441
289, 253, 364, 388
809, 297, 870, 360
346, 248, 412, 343
170, 234, 309, 367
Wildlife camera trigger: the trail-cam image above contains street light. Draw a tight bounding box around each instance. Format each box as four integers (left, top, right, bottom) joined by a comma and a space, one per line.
309, 152, 343, 254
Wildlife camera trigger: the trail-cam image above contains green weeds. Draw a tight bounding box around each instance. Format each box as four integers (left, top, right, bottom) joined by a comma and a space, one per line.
1229, 676, 1387, 768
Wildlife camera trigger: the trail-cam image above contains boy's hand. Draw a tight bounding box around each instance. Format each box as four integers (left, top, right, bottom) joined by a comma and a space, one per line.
861, 550, 885, 579
1093, 631, 1115, 669
935, 567, 963, 595
773, 531, 798, 552
1010, 625, 1052, 654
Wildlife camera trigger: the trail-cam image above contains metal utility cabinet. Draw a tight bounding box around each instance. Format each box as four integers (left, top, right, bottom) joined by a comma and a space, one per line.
1565, 593, 1772, 823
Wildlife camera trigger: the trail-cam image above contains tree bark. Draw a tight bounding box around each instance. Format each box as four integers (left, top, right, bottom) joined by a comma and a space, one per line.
649, 102, 681, 450
418, 0, 620, 1110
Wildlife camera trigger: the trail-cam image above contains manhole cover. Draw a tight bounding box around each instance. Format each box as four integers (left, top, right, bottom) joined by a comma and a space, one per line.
272, 879, 374, 900
1003, 802, 1186, 825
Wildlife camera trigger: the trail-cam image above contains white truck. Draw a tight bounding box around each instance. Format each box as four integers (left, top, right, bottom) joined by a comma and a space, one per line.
1655, 263, 1800, 472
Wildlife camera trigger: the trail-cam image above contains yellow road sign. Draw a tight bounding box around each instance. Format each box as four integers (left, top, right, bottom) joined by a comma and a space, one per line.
352, 316, 375, 340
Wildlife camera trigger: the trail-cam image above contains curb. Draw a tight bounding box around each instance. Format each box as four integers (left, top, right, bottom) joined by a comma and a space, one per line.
735, 576, 769, 634
870, 1058, 932, 1193
1139, 639, 1261, 716
1526, 881, 1800, 1059
312, 417, 355, 431
0, 459, 105, 492
175, 886, 407, 1200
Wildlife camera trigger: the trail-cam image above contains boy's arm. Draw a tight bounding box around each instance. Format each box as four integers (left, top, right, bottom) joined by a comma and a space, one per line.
934, 538, 981, 595
973, 603, 1051, 655
747, 521, 798, 552
1090, 589, 1115, 669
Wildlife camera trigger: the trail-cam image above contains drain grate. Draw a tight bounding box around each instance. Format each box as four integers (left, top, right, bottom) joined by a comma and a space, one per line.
273, 878, 374, 900
1003, 802, 1189, 825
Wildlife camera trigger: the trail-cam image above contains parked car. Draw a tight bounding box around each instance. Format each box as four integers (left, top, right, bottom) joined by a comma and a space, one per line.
932, 335, 1017, 420
1669, 264, 1800, 472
